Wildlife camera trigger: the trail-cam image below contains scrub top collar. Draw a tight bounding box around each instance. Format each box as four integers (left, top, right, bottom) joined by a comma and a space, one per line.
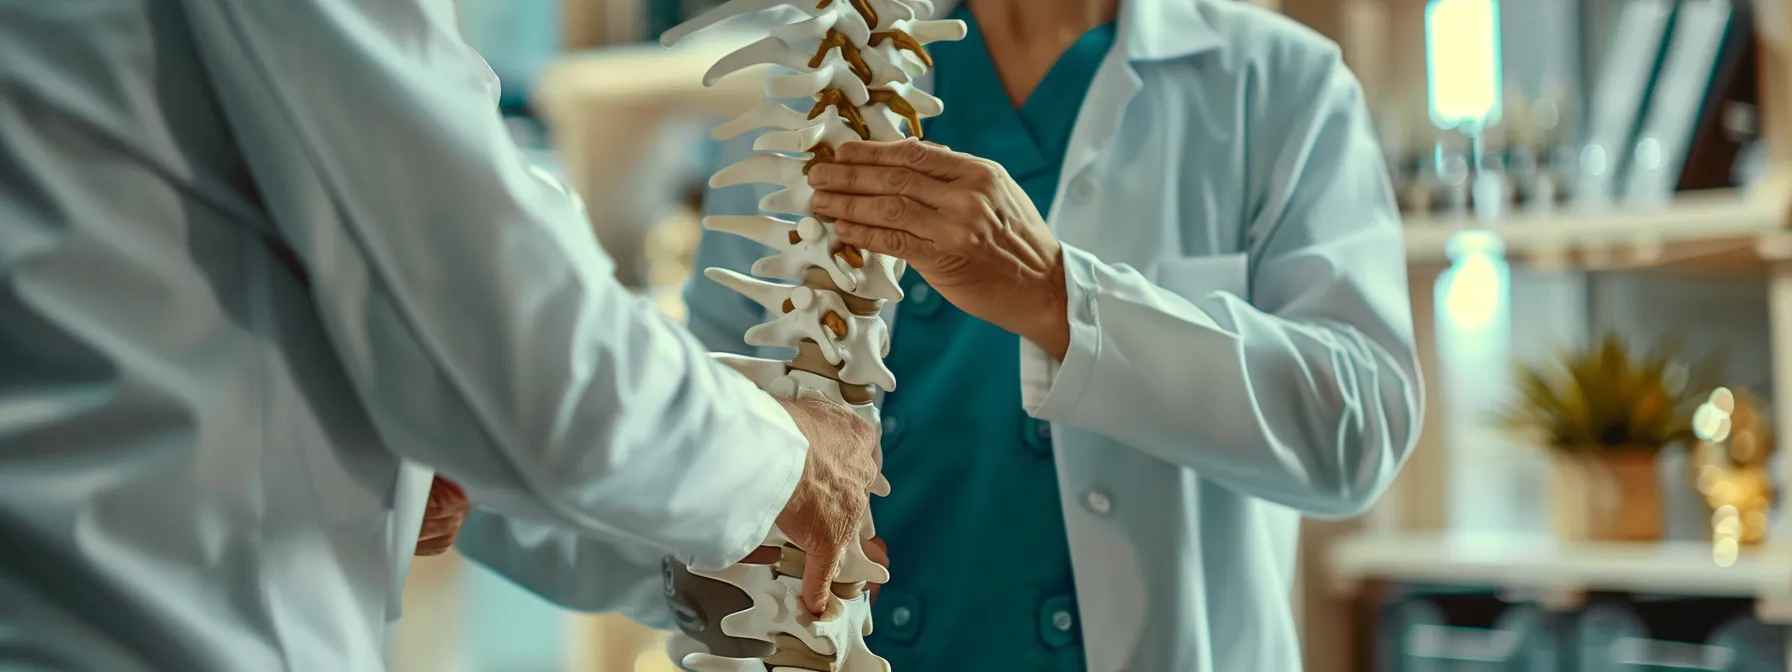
922, 0, 1224, 63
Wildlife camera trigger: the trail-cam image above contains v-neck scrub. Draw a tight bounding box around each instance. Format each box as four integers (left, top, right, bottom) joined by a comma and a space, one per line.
865, 7, 1117, 671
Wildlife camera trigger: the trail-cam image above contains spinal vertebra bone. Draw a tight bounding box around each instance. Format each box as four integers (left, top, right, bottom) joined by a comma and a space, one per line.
659, 1, 963, 670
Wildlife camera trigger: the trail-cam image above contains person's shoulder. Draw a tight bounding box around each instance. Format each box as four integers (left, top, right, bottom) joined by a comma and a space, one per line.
1196, 1, 1347, 79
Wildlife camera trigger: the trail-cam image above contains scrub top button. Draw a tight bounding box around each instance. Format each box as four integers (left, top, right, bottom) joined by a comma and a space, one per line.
876, 591, 922, 643
1038, 595, 1079, 649
1052, 610, 1074, 632
904, 282, 942, 318
1085, 489, 1112, 516
880, 409, 905, 443
1023, 417, 1053, 456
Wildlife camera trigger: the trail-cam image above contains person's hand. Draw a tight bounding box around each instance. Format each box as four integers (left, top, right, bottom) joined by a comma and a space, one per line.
807, 138, 1071, 358
773, 395, 881, 614
417, 476, 470, 556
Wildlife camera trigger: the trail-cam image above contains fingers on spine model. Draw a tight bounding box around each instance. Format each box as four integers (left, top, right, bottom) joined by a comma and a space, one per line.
662, 1, 962, 670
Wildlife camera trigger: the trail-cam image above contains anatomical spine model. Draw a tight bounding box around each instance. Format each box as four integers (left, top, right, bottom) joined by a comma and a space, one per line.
658, 1, 964, 671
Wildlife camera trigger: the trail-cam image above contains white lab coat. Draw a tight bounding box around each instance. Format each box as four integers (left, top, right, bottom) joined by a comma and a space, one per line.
464, 2, 1423, 671
0, 1, 810, 669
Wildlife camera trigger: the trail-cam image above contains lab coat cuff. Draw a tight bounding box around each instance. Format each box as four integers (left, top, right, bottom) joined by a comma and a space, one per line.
683, 388, 808, 572
1021, 243, 1102, 421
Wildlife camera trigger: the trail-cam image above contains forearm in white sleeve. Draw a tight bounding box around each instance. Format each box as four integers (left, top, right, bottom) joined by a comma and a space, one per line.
1024, 58, 1422, 517
179, 0, 803, 569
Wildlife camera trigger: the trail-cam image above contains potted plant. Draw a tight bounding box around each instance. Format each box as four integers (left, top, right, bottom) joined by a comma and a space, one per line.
1496, 334, 1725, 542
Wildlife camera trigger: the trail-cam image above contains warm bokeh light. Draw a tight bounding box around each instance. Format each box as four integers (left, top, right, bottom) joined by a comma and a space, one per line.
1692, 388, 1777, 552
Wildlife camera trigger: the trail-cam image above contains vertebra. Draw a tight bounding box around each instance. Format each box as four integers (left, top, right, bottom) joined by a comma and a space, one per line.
659, 1, 964, 670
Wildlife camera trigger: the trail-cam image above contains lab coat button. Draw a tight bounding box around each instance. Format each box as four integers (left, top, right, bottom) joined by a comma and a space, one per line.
1069, 176, 1099, 202
1084, 489, 1112, 515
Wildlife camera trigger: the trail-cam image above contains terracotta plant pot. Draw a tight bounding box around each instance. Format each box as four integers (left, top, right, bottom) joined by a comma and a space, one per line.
1548, 449, 1663, 542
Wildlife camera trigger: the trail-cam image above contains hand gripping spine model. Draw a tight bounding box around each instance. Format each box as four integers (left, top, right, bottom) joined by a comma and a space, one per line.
658, 2, 964, 671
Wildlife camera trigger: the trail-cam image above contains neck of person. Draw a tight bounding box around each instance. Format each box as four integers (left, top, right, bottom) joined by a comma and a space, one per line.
966, 0, 1120, 45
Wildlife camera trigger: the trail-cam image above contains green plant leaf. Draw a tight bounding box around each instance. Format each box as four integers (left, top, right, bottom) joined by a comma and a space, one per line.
1498, 332, 1726, 452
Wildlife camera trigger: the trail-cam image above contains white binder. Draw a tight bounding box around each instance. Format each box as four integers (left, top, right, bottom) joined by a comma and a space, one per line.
1576, 0, 1677, 207
1622, 0, 1737, 203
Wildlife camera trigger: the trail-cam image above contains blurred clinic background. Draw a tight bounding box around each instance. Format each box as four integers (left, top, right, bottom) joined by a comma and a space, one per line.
392, 0, 1792, 669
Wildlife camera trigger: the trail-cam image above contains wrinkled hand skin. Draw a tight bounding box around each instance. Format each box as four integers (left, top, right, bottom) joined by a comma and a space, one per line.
806, 138, 1072, 359
416, 476, 470, 556
773, 395, 882, 614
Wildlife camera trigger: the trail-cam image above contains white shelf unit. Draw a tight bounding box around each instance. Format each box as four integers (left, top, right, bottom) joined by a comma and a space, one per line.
1383, 173, 1792, 531
1304, 0, 1792, 648
1330, 533, 1792, 615
1402, 184, 1792, 272
1298, 165, 1792, 672
1305, 182, 1792, 671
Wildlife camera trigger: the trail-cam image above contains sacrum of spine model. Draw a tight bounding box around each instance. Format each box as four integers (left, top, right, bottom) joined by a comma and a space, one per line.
657, 1, 964, 671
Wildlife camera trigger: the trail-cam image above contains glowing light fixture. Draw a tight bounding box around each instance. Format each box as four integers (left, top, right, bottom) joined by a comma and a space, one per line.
1426, 0, 1503, 133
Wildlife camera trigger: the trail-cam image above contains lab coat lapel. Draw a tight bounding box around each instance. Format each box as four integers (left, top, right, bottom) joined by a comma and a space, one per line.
1049, 0, 1231, 228
1048, 54, 1141, 229
898, 0, 1225, 348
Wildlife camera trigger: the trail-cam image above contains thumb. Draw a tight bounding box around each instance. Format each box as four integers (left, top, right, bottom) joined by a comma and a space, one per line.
801, 541, 845, 615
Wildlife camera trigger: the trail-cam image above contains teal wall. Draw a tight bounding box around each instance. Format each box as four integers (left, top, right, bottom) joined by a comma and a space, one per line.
464, 560, 567, 671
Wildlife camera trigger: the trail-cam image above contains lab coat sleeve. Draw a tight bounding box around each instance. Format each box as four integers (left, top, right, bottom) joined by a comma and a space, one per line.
452, 135, 784, 624
179, 0, 807, 570
454, 508, 675, 628
1023, 58, 1422, 517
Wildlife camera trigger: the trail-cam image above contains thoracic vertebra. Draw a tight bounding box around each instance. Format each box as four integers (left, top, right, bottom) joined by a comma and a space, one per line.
659, 1, 964, 670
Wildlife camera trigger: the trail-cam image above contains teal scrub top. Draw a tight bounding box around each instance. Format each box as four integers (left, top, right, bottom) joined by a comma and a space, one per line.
868, 8, 1116, 670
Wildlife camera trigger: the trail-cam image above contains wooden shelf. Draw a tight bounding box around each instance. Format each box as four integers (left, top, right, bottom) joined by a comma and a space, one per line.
1401, 184, 1792, 275
1328, 531, 1792, 617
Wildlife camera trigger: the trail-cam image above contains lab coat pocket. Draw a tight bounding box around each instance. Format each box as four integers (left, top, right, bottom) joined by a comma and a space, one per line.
1151, 253, 1248, 301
